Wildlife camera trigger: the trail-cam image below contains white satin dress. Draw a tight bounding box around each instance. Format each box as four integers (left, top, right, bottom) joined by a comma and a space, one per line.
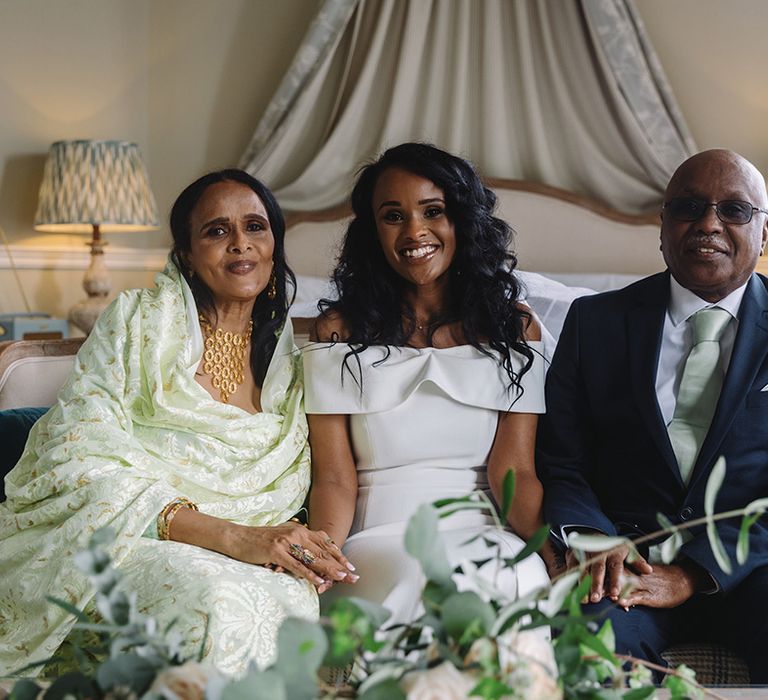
303, 342, 549, 626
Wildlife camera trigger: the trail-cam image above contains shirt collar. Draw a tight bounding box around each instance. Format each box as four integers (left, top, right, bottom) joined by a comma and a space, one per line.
668, 275, 749, 327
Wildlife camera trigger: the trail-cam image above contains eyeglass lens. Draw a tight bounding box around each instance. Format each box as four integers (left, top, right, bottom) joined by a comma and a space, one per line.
666, 197, 754, 224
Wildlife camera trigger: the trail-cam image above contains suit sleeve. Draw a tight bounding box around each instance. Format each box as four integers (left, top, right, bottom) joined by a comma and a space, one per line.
536, 298, 617, 541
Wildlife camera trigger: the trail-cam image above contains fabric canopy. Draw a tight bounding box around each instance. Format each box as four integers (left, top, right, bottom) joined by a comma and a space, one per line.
241, 0, 695, 214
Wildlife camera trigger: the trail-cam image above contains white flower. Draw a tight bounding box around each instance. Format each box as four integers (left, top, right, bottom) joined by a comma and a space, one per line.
497, 629, 562, 700
400, 662, 478, 700
147, 661, 213, 700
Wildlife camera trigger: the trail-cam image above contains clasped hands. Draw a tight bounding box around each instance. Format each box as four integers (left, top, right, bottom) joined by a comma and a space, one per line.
225, 520, 358, 594
565, 539, 705, 610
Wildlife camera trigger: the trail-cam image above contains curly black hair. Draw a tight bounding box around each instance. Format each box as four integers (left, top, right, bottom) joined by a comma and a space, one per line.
319, 142, 533, 394
170, 169, 296, 386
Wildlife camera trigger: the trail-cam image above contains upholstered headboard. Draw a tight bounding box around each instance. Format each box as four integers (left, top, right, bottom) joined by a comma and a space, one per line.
283, 179, 666, 343
283, 178, 664, 279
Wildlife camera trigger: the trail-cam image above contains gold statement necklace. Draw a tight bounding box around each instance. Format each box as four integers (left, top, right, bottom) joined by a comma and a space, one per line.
199, 314, 253, 403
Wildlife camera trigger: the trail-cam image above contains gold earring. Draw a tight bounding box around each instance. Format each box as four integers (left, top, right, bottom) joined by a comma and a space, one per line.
267, 272, 277, 300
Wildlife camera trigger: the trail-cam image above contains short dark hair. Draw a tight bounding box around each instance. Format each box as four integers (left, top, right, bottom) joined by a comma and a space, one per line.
170, 169, 295, 385
321, 142, 533, 395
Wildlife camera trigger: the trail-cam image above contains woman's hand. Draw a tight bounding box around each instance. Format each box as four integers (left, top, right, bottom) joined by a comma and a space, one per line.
224, 520, 358, 591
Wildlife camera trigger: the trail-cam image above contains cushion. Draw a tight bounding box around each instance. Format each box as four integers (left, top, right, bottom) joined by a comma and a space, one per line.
0, 407, 47, 501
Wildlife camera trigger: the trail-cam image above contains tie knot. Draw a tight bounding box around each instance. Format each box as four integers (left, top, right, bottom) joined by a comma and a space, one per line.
691, 307, 731, 344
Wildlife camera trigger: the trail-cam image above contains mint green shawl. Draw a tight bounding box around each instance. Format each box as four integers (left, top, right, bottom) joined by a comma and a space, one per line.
0, 262, 311, 674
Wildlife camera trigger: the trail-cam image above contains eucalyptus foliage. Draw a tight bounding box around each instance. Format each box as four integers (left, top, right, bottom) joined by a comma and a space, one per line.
10, 461, 765, 699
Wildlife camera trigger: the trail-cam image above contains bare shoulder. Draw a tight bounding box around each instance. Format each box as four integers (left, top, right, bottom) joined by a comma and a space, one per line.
311, 310, 350, 342
516, 302, 542, 342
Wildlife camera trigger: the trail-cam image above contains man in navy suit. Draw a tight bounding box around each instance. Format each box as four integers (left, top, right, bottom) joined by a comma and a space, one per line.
538, 149, 768, 681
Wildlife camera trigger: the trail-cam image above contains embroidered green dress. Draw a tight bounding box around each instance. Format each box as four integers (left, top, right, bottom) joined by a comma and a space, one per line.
0, 262, 316, 676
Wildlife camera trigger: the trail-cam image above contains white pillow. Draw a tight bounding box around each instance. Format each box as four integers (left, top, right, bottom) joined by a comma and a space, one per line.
291, 271, 600, 349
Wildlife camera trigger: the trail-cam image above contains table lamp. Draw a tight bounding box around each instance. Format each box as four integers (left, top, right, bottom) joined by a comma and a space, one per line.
34, 140, 159, 334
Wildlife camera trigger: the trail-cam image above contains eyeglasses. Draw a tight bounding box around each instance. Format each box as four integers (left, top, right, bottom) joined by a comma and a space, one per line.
663, 197, 768, 225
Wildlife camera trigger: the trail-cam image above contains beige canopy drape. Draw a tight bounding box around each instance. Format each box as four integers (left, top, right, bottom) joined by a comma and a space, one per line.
241, 0, 695, 214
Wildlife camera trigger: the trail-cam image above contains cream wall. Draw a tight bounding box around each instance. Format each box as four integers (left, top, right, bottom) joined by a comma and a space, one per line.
1, 0, 767, 321
0, 0, 317, 319
635, 0, 768, 176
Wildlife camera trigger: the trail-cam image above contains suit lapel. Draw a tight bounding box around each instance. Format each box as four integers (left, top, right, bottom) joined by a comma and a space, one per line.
689, 274, 768, 488
627, 272, 681, 480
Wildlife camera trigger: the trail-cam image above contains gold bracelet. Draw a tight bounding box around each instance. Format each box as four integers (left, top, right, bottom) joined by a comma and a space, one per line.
157, 497, 199, 540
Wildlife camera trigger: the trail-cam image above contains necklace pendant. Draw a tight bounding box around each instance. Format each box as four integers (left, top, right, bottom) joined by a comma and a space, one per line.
199, 314, 253, 403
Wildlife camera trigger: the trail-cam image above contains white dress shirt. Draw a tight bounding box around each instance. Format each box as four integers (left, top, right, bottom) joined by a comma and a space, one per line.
655, 276, 747, 426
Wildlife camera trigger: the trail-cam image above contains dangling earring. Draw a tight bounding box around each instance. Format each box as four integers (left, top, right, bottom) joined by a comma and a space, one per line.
267, 272, 277, 300
188, 267, 195, 279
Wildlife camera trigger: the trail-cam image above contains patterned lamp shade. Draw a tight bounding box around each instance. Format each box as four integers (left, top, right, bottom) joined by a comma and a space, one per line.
34, 140, 159, 233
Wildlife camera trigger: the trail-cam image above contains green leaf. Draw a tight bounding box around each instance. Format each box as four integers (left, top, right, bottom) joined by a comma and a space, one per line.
221, 669, 286, 700
45, 595, 90, 622
744, 497, 768, 516
595, 618, 616, 653
469, 676, 515, 699
504, 525, 550, 567
660, 530, 683, 564
501, 469, 516, 520
8, 679, 42, 700
96, 653, 156, 694
704, 456, 726, 517
623, 686, 656, 699
404, 504, 453, 586
342, 596, 392, 629
579, 628, 618, 664
540, 570, 580, 617
737, 512, 762, 565
43, 672, 97, 700
703, 457, 732, 574
272, 617, 327, 700
358, 678, 407, 700
441, 591, 496, 641
567, 533, 629, 552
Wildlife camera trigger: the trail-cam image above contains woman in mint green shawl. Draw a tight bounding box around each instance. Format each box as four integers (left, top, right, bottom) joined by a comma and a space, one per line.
0, 171, 355, 677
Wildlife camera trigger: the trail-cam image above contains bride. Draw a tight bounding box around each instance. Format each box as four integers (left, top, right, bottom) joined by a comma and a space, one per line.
304, 142, 558, 625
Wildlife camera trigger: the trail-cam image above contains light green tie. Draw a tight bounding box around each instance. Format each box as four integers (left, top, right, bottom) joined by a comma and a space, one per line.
667, 307, 731, 484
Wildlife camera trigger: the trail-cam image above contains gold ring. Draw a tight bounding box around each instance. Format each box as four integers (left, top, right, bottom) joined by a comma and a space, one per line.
324, 537, 335, 545
289, 543, 316, 567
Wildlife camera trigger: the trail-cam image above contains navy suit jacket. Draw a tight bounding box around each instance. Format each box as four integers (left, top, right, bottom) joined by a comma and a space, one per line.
538, 271, 768, 592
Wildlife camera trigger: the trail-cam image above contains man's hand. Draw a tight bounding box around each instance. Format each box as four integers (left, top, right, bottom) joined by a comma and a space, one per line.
619, 561, 711, 609
567, 541, 653, 604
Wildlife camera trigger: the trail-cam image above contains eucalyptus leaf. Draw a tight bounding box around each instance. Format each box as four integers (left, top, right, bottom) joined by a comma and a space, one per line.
737, 512, 762, 565
359, 663, 409, 696
221, 669, 286, 700
744, 497, 768, 516
501, 469, 516, 520
706, 520, 732, 574
660, 530, 683, 564
567, 533, 628, 553
704, 456, 726, 519
442, 591, 495, 641
42, 671, 96, 700
342, 596, 392, 629
404, 504, 453, 586
272, 617, 328, 700
96, 653, 156, 694
8, 678, 41, 700
704, 459, 731, 573
358, 677, 406, 700
623, 687, 656, 699
45, 595, 90, 622
539, 570, 580, 618
503, 525, 550, 567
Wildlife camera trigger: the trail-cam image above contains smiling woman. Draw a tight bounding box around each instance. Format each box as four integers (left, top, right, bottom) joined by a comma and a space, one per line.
0, 170, 355, 678
302, 143, 558, 629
